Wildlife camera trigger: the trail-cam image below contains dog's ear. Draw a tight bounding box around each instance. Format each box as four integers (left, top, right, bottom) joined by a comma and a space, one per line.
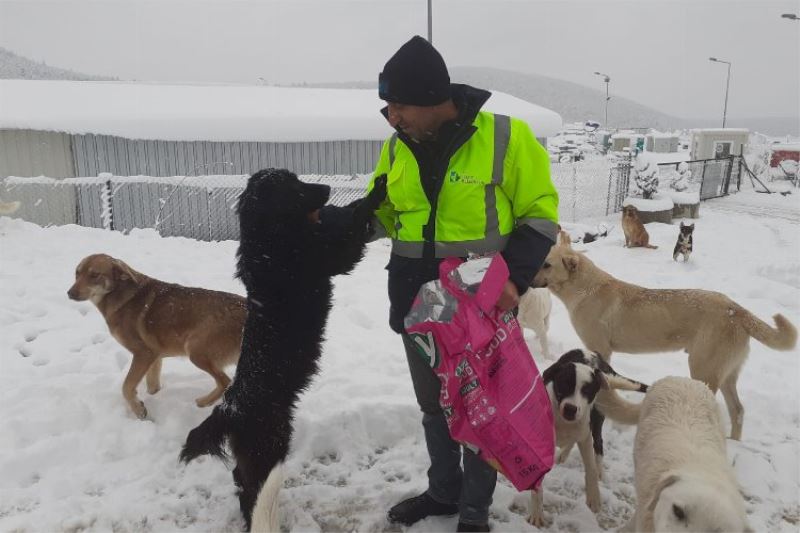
688, 223, 694, 229
646, 474, 680, 512
557, 231, 572, 248
680, 221, 685, 228
561, 253, 579, 273
595, 369, 610, 390
112, 259, 139, 283
542, 361, 558, 384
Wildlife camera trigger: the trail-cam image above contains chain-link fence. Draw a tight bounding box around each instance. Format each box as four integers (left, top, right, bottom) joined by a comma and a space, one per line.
4, 156, 710, 240
550, 157, 627, 221
1, 174, 371, 242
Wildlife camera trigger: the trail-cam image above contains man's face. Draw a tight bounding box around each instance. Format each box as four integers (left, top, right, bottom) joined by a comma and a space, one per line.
386, 102, 439, 142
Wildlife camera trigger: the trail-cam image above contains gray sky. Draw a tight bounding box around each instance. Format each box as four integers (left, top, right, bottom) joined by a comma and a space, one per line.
1, 0, 798, 120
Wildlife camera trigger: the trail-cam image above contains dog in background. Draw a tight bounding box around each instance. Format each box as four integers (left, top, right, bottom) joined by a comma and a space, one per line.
673, 222, 694, 262
0, 199, 20, 215
68, 254, 245, 419
518, 288, 552, 360
622, 205, 657, 249
180, 169, 387, 532
619, 376, 751, 533
532, 232, 797, 440
528, 349, 647, 527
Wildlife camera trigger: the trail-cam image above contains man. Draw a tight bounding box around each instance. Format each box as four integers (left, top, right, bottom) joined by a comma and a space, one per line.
319, 35, 558, 531
364, 36, 559, 532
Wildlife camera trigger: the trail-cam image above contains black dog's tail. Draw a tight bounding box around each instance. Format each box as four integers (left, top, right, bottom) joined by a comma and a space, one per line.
180, 407, 230, 463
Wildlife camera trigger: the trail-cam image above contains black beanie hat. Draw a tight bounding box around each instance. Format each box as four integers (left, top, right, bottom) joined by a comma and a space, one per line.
379, 36, 451, 106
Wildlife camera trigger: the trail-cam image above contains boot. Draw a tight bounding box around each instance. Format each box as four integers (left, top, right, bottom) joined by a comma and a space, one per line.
387, 492, 458, 526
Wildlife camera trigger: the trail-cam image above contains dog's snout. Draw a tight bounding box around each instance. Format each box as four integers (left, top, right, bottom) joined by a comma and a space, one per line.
67, 287, 77, 300
562, 403, 577, 420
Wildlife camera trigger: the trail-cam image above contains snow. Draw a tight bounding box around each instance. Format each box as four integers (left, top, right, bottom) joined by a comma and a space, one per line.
0, 80, 563, 142
691, 128, 750, 134
660, 190, 700, 205
623, 194, 675, 212
1, 187, 799, 532
637, 151, 691, 164
769, 143, 800, 152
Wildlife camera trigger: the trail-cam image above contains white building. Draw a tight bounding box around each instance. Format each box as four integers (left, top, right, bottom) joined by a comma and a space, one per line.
0, 80, 563, 178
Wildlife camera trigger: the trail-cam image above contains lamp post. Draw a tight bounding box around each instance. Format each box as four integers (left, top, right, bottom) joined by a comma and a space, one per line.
427, 0, 433, 43
593, 71, 611, 127
781, 13, 799, 20
708, 57, 731, 128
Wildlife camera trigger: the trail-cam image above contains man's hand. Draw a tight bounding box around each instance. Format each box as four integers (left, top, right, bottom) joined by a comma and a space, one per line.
496, 280, 520, 311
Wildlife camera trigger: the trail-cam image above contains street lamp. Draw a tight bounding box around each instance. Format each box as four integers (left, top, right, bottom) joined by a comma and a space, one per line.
781, 13, 799, 20
708, 57, 731, 128
593, 71, 611, 127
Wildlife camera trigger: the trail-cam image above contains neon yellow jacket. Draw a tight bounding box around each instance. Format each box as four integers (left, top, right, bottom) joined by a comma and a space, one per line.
369, 110, 559, 259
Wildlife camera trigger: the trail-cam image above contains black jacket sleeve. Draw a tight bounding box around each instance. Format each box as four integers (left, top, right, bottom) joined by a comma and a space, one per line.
501, 225, 555, 296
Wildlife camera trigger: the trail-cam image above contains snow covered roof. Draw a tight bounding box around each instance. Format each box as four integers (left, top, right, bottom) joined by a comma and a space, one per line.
770, 143, 800, 151
0, 80, 563, 142
690, 128, 749, 134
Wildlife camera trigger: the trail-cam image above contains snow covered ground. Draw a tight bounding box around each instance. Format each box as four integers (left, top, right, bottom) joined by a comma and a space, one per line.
1, 185, 798, 532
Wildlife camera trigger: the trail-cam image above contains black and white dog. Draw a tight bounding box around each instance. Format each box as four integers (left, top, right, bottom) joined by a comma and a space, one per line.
528, 349, 648, 527
673, 222, 694, 262
180, 168, 386, 531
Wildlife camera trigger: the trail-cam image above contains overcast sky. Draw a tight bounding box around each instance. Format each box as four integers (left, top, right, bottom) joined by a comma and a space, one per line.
1, 0, 798, 121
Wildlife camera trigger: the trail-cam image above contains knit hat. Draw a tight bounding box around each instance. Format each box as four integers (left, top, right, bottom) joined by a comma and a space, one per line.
379, 36, 451, 106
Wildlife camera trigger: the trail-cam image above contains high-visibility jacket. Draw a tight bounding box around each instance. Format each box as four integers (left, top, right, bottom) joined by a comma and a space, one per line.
368, 109, 559, 259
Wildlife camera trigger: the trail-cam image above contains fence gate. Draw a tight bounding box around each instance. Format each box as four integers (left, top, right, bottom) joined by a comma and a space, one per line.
658, 156, 741, 201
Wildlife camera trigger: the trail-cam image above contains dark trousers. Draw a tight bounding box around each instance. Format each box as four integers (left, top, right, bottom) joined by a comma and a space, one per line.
401, 334, 497, 525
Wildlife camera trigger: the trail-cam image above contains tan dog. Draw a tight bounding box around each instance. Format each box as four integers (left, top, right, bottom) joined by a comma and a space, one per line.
67, 254, 246, 419
621, 205, 657, 249
532, 233, 797, 440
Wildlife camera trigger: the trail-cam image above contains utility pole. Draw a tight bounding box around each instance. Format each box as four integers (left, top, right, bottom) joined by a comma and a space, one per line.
427, 0, 433, 44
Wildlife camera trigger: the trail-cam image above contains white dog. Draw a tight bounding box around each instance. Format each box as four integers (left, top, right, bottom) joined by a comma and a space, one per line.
518, 287, 552, 359
617, 376, 751, 532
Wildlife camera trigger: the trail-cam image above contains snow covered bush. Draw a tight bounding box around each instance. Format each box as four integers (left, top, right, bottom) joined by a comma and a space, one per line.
670, 161, 691, 192
632, 158, 659, 199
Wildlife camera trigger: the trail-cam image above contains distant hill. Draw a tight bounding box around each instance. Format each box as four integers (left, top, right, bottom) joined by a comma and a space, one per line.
305, 66, 798, 136
0, 47, 116, 81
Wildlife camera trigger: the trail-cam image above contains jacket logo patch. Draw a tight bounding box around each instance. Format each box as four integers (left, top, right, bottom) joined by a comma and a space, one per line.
449, 170, 481, 185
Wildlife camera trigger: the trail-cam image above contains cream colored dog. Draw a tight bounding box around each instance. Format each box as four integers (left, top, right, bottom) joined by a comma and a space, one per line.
518, 287, 552, 359
0, 199, 20, 215
615, 376, 751, 532
532, 232, 797, 440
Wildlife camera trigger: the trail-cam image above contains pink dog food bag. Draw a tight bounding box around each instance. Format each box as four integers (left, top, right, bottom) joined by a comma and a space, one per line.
405, 254, 554, 491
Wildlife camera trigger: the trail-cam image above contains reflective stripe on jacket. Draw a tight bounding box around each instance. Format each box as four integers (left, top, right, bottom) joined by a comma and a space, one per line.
369, 111, 558, 259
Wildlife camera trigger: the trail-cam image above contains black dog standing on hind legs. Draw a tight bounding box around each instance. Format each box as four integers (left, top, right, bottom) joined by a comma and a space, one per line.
180, 168, 387, 531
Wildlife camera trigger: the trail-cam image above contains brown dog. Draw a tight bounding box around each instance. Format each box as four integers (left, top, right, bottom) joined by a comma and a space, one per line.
67, 253, 246, 419
532, 233, 797, 440
621, 205, 657, 249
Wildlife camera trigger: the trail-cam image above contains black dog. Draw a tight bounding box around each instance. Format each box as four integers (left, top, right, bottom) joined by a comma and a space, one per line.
673, 221, 694, 262
179, 168, 386, 531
